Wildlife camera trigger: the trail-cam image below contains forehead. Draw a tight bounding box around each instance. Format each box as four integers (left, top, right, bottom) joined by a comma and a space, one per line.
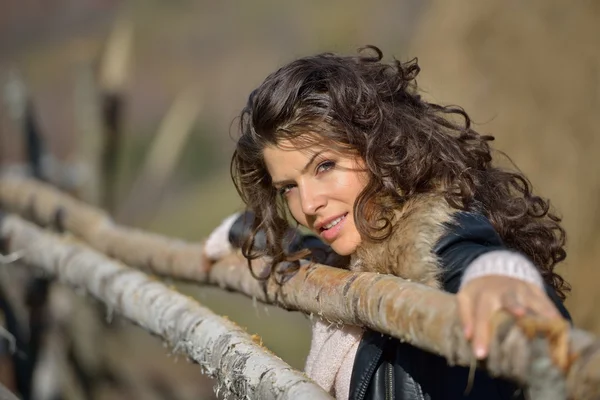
263, 138, 325, 178
266, 137, 325, 154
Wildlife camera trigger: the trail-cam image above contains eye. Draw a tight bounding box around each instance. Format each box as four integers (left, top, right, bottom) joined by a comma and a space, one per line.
316, 160, 335, 174
278, 184, 295, 196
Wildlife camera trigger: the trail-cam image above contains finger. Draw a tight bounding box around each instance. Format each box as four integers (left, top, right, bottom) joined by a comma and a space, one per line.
457, 292, 475, 340
524, 288, 562, 319
501, 291, 527, 317
472, 299, 496, 359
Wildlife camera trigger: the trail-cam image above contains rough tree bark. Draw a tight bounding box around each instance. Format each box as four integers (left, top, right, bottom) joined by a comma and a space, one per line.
0, 382, 20, 400
1, 177, 600, 399
0, 214, 332, 400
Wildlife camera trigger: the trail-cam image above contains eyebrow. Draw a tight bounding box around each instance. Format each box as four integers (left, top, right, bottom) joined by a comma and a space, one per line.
271, 149, 326, 187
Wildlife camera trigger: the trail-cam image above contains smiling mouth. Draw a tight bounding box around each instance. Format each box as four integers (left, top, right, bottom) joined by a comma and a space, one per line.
320, 214, 347, 231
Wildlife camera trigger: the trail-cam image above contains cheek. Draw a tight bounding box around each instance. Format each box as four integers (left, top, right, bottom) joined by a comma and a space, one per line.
340, 173, 368, 205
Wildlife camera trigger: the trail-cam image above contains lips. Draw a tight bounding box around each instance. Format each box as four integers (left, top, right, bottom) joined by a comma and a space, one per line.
315, 213, 347, 231
318, 213, 348, 242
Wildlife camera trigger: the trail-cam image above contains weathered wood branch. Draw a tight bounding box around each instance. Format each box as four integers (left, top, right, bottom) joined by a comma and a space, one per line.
0, 177, 210, 281
98, 16, 132, 213
0, 382, 20, 400
1, 177, 599, 399
0, 214, 332, 400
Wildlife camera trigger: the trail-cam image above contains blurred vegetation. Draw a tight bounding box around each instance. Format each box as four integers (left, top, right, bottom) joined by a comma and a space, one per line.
115, 121, 222, 199
1, 0, 599, 399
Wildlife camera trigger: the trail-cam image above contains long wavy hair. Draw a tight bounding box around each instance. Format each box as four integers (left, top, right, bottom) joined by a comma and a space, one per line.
231, 46, 570, 299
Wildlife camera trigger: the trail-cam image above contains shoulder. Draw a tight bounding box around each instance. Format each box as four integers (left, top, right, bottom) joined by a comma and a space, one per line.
434, 211, 504, 255
434, 212, 506, 293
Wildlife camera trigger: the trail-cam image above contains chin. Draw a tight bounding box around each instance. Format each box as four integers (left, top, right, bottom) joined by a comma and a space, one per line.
331, 238, 361, 256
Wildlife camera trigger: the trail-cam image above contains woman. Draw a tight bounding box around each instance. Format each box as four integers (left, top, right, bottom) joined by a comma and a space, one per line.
209, 46, 571, 399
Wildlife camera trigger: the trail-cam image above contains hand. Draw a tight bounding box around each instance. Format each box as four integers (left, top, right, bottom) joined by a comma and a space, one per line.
456, 275, 561, 359
204, 212, 243, 261
204, 211, 276, 260
206, 210, 346, 267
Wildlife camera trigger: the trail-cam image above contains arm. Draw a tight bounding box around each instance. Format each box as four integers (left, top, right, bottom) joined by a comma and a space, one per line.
205, 210, 350, 267
434, 212, 570, 316
434, 212, 570, 361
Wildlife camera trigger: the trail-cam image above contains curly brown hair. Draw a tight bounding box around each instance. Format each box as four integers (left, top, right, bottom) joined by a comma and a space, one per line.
231, 46, 570, 299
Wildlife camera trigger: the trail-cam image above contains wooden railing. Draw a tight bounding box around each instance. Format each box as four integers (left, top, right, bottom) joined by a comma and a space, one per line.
0, 176, 599, 400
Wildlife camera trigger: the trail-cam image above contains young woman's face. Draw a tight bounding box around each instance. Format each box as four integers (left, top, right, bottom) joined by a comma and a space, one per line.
263, 138, 368, 256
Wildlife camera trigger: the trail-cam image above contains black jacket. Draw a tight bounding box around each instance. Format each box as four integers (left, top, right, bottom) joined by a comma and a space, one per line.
348, 212, 571, 400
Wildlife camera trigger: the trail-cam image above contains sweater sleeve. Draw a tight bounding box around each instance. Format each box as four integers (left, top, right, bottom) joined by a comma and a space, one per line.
304, 318, 363, 397
460, 250, 544, 290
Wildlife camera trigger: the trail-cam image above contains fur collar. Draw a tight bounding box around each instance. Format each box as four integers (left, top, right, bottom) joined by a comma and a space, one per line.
350, 194, 457, 289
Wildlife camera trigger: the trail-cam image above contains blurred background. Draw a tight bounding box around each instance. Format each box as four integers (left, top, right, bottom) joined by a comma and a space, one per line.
0, 0, 598, 399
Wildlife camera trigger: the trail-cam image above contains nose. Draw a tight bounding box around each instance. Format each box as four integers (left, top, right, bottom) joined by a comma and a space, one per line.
298, 181, 326, 215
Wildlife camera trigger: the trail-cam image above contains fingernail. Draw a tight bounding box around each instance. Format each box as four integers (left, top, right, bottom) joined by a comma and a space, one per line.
475, 347, 486, 359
